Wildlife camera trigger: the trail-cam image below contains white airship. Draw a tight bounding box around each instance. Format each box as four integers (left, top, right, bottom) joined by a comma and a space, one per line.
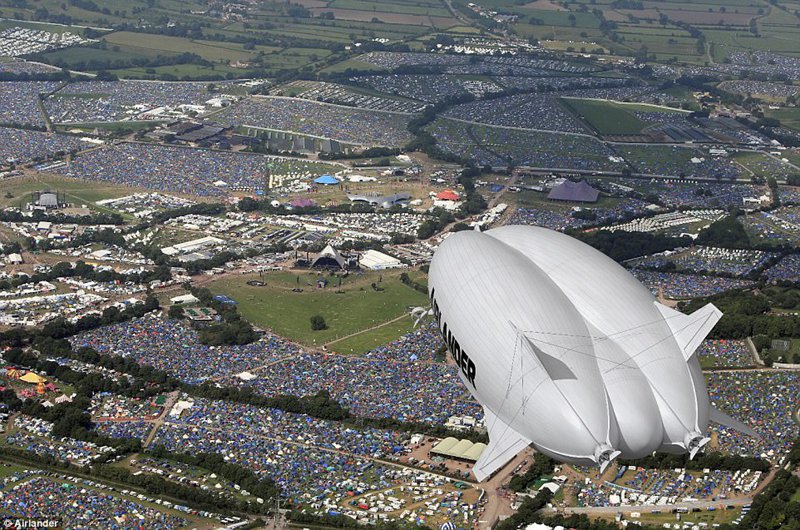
423, 225, 757, 481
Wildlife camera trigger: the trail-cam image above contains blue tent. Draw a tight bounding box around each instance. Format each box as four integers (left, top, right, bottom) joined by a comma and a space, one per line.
314, 174, 340, 185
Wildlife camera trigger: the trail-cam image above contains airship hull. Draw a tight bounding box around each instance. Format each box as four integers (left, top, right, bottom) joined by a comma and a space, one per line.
428, 225, 756, 481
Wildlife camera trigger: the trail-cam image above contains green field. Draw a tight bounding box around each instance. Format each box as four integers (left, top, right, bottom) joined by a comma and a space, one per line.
3, 0, 800, 73
328, 316, 418, 355
0, 174, 142, 211
561, 98, 685, 135
732, 151, 796, 179
206, 270, 429, 346
764, 107, 800, 133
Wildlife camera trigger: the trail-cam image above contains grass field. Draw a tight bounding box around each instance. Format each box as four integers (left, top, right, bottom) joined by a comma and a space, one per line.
5, 0, 800, 70
0, 174, 139, 210
206, 270, 429, 346
732, 151, 795, 178
104, 32, 252, 62
598, 507, 742, 527
328, 316, 418, 355
764, 107, 800, 133
561, 98, 685, 135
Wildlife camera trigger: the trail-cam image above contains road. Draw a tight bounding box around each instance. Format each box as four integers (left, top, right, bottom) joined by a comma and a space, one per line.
479, 448, 535, 528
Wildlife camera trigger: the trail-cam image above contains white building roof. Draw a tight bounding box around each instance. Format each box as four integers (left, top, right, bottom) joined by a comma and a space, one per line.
170, 294, 199, 304
359, 249, 404, 270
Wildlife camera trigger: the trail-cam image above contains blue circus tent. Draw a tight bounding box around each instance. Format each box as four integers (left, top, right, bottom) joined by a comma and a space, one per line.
314, 174, 340, 185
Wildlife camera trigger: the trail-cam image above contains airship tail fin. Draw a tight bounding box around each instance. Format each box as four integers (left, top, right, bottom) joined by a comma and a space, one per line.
473, 408, 531, 482
709, 405, 760, 439
654, 302, 722, 361
514, 327, 577, 381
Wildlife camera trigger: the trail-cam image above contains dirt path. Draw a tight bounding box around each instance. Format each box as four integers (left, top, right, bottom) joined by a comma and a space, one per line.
479, 448, 534, 528
323, 313, 411, 348
143, 390, 180, 447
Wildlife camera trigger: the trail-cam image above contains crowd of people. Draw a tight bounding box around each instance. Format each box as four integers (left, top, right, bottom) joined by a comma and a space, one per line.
54, 142, 272, 196
619, 145, 743, 180
628, 247, 776, 277
0, 475, 190, 529
618, 179, 762, 209
443, 93, 586, 133
363, 322, 442, 362
217, 97, 414, 147
696, 339, 754, 368
763, 254, 800, 283
429, 117, 624, 171
166, 396, 409, 458
578, 467, 752, 508
6, 415, 113, 466
153, 422, 402, 501
274, 80, 427, 113
224, 350, 481, 424
629, 270, 754, 299
706, 370, 800, 460
44, 81, 218, 123
743, 208, 800, 246
0, 81, 60, 127
69, 316, 300, 385
94, 420, 154, 441
0, 126, 85, 165
355, 74, 503, 104
357, 52, 598, 76
718, 80, 799, 100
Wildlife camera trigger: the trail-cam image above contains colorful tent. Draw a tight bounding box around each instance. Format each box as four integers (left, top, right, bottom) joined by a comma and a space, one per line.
314, 175, 340, 185
436, 190, 460, 201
